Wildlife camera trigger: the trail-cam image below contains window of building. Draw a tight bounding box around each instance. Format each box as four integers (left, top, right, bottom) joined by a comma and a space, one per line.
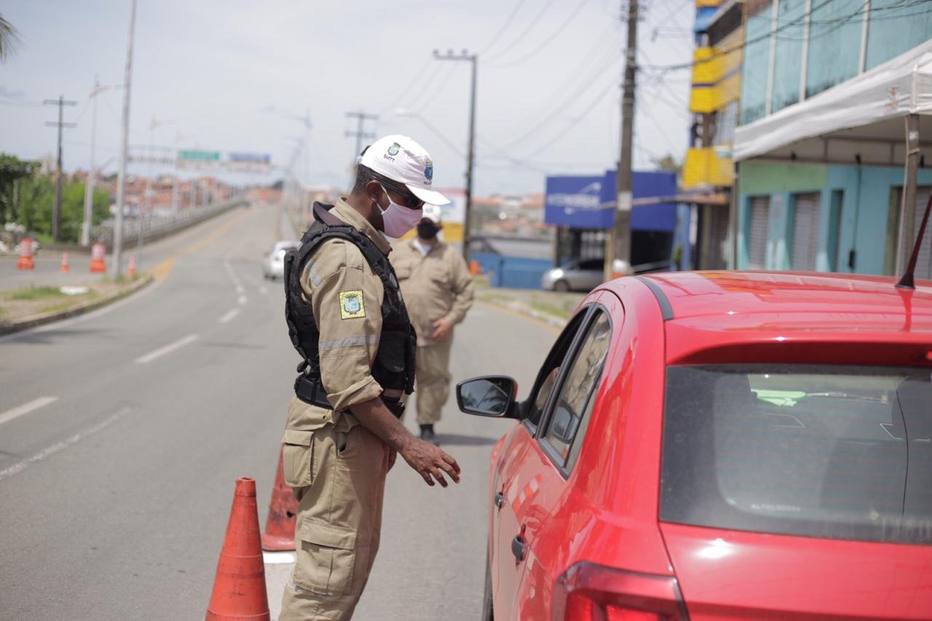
740, 6, 773, 125
713, 101, 739, 146
866, 0, 932, 70
771, 0, 806, 113
541, 311, 612, 470
790, 192, 821, 271
747, 196, 771, 269
806, 0, 862, 98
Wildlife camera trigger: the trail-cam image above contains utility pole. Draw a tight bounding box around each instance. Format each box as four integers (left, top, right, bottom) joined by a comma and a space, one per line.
44, 95, 77, 243
82, 77, 119, 246
113, 0, 137, 277
433, 49, 477, 261
605, 0, 638, 280
345, 111, 378, 163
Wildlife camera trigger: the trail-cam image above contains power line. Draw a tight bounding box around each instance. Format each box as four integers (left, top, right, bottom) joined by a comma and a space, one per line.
485, 0, 561, 61
380, 57, 433, 115
488, 0, 593, 68
479, 0, 530, 55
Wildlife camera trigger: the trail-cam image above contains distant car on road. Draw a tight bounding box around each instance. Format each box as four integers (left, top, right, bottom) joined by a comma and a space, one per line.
262, 241, 299, 280
540, 258, 604, 292
458, 271, 932, 621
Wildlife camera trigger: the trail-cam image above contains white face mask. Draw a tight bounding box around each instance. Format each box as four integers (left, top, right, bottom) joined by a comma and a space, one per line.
378, 185, 423, 238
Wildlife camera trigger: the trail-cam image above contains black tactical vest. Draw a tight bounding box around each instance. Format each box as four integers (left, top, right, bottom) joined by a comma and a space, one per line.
284, 202, 416, 415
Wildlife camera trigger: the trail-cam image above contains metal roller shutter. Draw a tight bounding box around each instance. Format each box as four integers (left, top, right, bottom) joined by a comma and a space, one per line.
791, 193, 821, 271
748, 197, 770, 269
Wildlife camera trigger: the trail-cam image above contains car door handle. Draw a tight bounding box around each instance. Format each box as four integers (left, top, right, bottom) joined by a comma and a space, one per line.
511, 534, 527, 563
494, 490, 505, 509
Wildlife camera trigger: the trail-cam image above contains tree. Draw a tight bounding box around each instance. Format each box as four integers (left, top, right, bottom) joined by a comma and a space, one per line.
0, 14, 19, 62
0, 153, 38, 224
653, 154, 681, 173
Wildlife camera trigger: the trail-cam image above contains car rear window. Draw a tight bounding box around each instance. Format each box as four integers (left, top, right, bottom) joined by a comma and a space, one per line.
661, 365, 932, 545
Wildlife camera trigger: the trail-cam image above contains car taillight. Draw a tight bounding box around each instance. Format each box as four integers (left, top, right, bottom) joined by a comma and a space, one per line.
553, 562, 688, 621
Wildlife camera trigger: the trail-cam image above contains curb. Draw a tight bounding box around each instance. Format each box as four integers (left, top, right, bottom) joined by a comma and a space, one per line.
0, 274, 154, 336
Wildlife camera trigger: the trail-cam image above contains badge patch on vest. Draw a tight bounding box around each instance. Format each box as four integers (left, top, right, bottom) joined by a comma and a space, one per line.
339, 290, 366, 319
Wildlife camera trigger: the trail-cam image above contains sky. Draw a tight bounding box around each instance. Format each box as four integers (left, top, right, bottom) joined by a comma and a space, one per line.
0, 0, 694, 196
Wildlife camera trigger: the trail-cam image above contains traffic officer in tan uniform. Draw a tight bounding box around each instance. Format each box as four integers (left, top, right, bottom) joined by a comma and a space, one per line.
390, 206, 474, 442
279, 135, 460, 621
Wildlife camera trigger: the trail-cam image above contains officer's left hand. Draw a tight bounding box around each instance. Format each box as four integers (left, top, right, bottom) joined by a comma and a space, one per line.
431, 318, 453, 341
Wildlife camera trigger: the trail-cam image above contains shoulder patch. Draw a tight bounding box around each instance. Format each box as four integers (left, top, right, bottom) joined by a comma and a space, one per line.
339, 290, 366, 319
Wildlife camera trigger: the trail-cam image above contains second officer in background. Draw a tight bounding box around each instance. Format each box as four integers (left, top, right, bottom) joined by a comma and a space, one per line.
391, 205, 474, 442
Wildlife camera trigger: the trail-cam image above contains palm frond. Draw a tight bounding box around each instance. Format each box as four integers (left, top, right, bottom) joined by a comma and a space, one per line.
0, 14, 21, 62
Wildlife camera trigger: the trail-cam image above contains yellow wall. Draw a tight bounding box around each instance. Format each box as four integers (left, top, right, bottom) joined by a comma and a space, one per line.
682, 147, 734, 189
690, 27, 744, 114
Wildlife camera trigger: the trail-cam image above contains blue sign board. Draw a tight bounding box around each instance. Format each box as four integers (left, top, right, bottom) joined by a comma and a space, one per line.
544, 176, 612, 229
546, 170, 678, 231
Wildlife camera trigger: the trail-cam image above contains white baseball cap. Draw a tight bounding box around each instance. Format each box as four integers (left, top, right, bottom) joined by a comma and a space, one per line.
359, 135, 450, 206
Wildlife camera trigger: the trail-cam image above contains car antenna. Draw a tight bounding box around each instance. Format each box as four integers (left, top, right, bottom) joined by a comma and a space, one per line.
896, 193, 932, 290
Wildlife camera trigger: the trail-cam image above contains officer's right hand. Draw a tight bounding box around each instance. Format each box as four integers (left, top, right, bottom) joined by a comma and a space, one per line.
400, 438, 461, 487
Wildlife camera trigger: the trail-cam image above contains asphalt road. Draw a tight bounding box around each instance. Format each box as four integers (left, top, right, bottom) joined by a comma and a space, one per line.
0, 203, 557, 620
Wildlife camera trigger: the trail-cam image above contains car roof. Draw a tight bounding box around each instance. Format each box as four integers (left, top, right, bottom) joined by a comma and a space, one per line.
634, 271, 932, 320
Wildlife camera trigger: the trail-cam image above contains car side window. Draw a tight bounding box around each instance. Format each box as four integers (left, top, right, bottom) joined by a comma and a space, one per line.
541, 311, 612, 468
523, 310, 589, 431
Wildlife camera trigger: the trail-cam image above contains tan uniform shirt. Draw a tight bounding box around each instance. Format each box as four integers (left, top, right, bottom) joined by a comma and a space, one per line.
284, 199, 393, 434
391, 238, 474, 346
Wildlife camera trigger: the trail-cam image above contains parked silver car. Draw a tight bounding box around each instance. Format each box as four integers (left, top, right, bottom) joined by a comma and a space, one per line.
540, 257, 604, 292
262, 240, 300, 280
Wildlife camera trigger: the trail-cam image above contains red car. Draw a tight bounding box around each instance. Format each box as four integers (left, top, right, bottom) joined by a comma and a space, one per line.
457, 272, 932, 621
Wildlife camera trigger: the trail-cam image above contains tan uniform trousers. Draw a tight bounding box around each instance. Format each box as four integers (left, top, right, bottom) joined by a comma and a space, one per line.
414, 339, 453, 425
280, 421, 390, 620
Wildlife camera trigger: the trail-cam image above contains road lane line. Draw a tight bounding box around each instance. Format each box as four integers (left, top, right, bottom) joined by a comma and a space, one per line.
135, 334, 199, 364
0, 397, 59, 427
218, 309, 240, 324
0, 407, 131, 482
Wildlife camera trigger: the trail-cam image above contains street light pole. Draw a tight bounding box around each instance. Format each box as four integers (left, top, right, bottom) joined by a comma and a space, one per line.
433, 49, 477, 262
113, 0, 137, 277
82, 77, 102, 247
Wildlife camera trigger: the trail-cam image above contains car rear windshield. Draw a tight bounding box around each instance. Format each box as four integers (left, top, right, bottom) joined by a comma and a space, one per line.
661, 365, 932, 545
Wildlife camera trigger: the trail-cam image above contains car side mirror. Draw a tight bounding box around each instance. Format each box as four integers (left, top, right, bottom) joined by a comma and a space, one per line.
456, 376, 519, 419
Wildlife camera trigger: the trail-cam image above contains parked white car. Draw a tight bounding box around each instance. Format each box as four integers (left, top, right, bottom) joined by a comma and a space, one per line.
262, 241, 299, 280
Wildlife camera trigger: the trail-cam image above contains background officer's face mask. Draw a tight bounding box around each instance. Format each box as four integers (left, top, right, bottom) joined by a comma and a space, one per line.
377, 185, 423, 238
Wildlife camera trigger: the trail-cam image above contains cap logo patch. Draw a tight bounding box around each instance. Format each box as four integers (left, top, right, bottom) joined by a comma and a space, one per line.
387, 142, 401, 156
424, 163, 433, 183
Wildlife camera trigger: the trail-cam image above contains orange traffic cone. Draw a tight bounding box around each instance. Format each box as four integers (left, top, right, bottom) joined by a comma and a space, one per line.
127, 255, 137, 278
89, 242, 106, 273
16, 237, 35, 271
60, 252, 70, 273
261, 448, 298, 551
205, 478, 270, 621
468, 259, 481, 276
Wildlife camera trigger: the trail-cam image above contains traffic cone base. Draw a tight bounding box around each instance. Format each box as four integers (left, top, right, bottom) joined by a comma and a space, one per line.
16, 256, 34, 270
60, 253, 70, 273
261, 447, 298, 552
127, 256, 137, 278
205, 477, 270, 621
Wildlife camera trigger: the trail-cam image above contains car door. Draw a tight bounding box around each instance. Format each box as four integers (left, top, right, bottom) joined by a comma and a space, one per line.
491, 304, 593, 618
514, 296, 616, 621
495, 295, 616, 620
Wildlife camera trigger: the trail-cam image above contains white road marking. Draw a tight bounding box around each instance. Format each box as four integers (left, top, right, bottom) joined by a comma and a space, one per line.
135, 334, 199, 364
218, 309, 240, 324
0, 407, 131, 482
263, 552, 296, 564
238, 295, 248, 305
259, 285, 268, 295
0, 396, 59, 427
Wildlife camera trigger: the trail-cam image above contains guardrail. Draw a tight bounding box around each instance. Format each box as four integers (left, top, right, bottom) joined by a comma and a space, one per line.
92, 200, 248, 251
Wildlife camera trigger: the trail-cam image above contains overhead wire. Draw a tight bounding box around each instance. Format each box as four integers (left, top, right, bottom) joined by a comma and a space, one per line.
479, 0, 530, 55
487, 0, 594, 68
484, 0, 561, 62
